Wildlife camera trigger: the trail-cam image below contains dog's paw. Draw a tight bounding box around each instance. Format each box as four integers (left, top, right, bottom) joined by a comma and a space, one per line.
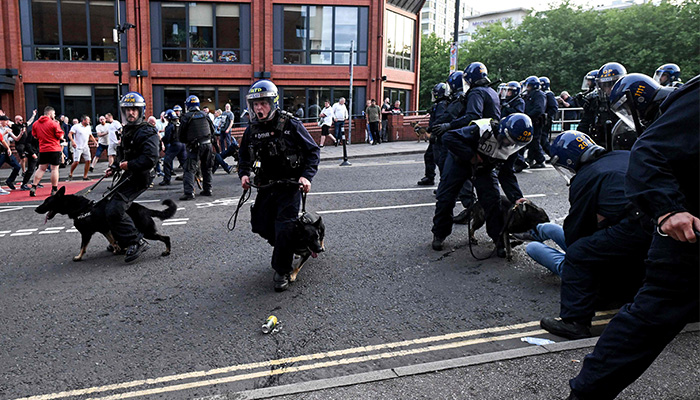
72, 256, 83, 262
161, 250, 171, 257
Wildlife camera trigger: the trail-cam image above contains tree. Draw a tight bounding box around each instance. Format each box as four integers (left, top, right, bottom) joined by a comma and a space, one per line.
418, 33, 451, 110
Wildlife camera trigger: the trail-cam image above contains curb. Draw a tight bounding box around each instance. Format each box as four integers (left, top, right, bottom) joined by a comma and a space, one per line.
225, 322, 699, 399
320, 149, 427, 162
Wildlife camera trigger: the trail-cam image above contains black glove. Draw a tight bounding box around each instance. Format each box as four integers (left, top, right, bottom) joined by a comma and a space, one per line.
432, 123, 451, 135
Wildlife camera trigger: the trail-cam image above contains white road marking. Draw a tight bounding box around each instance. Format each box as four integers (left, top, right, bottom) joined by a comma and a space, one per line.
162, 221, 187, 226
318, 203, 435, 214
10, 232, 34, 236
16, 228, 38, 232
308, 187, 436, 196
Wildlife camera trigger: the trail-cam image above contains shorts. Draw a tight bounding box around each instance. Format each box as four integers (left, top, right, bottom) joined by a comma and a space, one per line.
38, 151, 62, 166
108, 143, 118, 156
321, 125, 330, 136
95, 144, 108, 157
73, 145, 91, 162
14, 144, 26, 157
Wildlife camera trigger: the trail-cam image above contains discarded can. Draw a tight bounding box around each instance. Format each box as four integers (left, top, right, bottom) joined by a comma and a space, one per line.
261, 315, 278, 334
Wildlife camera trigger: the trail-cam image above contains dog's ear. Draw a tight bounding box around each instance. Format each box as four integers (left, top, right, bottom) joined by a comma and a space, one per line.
313, 216, 323, 227
56, 186, 66, 196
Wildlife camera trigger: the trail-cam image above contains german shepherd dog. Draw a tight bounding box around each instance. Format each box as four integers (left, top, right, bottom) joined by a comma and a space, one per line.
412, 122, 430, 143
462, 197, 549, 260
289, 211, 325, 282
34, 187, 177, 261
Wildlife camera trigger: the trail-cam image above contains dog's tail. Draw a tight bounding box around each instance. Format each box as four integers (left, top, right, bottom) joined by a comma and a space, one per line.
149, 199, 177, 220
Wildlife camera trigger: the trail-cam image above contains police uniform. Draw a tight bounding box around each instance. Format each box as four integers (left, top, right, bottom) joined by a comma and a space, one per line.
238, 111, 320, 277
160, 119, 187, 185
557, 151, 652, 328
543, 90, 559, 155
569, 76, 699, 400
501, 96, 525, 117
523, 88, 547, 165
434, 120, 522, 250
423, 98, 448, 181
179, 109, 215, 197
106, 122, 160, 248
576, 91, 618, 150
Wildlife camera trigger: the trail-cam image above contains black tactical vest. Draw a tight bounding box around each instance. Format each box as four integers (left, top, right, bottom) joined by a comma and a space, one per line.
248, 112, 303, 180
180, 110, 212, 144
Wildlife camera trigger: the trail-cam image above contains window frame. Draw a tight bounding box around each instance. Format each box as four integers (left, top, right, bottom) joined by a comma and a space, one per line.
152, 2, 250, 64
274, 5, 368, 66
21, 0, 127, 62
385, 10, 415, 72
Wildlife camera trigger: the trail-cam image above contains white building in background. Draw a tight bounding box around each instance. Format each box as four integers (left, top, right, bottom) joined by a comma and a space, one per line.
420, 0, 478, 42
458, 8, 529, 42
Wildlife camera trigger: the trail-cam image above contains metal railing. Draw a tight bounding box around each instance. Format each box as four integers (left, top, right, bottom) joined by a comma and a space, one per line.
551, 107, 583, 133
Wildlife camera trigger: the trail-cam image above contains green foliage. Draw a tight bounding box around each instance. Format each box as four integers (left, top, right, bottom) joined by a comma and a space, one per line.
418, 33, 451, 109
420, 1, 700, 99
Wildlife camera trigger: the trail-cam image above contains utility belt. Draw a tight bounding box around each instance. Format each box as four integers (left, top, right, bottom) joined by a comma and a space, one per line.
187, 138, 211, 150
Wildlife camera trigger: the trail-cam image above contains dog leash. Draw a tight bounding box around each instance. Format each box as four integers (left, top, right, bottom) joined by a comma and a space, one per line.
227, 179, 303, 232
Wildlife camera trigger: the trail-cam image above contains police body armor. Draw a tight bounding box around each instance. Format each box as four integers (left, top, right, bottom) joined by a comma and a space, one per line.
582, 91, 617, 150
249, 111, 304, 183
180, 110, 213, 146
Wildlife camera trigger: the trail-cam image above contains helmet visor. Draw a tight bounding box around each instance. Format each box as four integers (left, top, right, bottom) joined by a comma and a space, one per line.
431, 91, 439, 103
551, 156, 575, 185
581, 76, 593, 90
462, 76, 471, 93
610, 95, 636, 130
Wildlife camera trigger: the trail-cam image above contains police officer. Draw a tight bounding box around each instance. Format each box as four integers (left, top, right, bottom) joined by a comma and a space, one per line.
178, 95, 214, 200
540, 131, 653, 340
608, 72, 677, 150
432, 113, 532, 257
652, 63, 683, 87
522, 76, 547, 168
158, 109, 187, 186
104, 92, 160, 262
566, 75, 699, 400
238, 80, 320, 292
540, 76, 558, 156
578, 62, 625, 150
418, 82, 449, 186
172, 105, 183, 118
500, 81, 527, 172
431, 71, 465, 173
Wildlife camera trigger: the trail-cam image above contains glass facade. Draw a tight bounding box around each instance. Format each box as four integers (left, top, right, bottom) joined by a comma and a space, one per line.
383, 88, 412, 113
154, 86, 245, 116
280, 86, 366, 119
151, 2, 250, 63
274, 5, 368, 65
21, 0, 126, 62
25, 84, 121, 122
386, 11, 415, 71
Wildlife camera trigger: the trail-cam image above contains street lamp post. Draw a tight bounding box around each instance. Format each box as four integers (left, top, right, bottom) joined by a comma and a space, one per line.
113, 4, 134, 109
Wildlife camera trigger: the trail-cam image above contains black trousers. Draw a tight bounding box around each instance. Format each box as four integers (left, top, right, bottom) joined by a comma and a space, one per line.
251, 185, 302, 275
22, 155, 38, 186
183, 143, 213, 194
162, 142, 187, 183
560, 217, 652, 324
423, 141, 436, 180
570, 234, 699, 399
105, 178, 148, 247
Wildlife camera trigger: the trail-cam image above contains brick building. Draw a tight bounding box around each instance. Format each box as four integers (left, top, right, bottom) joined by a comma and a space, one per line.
0, 0, 425, 124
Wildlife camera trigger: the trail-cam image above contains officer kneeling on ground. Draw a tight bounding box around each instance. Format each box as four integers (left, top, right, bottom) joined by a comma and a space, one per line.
104, 92, 160, 262
179, 95, 215, 201
238, 80, 320, 292
432, 113, 532, 257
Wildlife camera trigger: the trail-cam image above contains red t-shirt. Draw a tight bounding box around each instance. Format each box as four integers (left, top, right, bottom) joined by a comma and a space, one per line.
32, 115, 64, 153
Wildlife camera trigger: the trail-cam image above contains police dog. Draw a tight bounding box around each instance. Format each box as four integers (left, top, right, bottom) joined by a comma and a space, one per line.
461, 197, 549, 260
289, 211, 325, 282
412, 122, 430, 143
34, 187, 177, 261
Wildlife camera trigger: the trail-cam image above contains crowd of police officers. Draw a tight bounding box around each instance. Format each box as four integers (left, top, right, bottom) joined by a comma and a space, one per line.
97, 58, 695, 398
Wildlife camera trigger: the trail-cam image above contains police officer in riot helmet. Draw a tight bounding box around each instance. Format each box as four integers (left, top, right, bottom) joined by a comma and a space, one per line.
500, 81, 525, 117
239, 80, 320, 292
418, 82, 450, 186
540, 76, 559, 157
159, 109, 187, 186
577, 62, 626, 150
103, 91, 160, 262
653, 63, 682, 87
432, 113, 532, 257
178, 95, 215, 200
523, 75, 547, 168
172, 105, 183, 118
607, 72, 677, 150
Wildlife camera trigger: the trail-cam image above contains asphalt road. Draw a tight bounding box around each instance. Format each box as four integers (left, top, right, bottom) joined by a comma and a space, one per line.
1, 153, 697, 400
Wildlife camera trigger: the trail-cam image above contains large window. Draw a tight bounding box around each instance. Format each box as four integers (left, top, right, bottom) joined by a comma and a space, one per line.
20, 0, 126, 62
280, 86, 366, 119
274, 5, 368, 65
154, 86, 245, 118
383, 88, 412, 113
25, 84, 121, 122
150, 2, 250, 63
386, 11, 415, 71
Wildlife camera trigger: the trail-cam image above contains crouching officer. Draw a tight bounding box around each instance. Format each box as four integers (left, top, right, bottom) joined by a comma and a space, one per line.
179, 95, 215, 200
104, 92, 160, 262
239, 80, 320, 292
432, 113, 532, 257
540, 131, 653, 340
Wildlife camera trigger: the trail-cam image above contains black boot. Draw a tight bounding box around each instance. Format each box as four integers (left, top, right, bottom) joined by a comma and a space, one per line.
273, 272, 290, 292
125, 239, 150, 263
540, 317, 592, 340
417, 177, 434, 186
432, 235, 444, 251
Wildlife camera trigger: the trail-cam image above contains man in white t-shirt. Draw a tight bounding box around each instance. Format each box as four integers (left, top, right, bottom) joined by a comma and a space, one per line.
68, 115, 97, 180
105, 112, 122, 166
91, 115, 110, 170
318, 99, 337, 147
331, 97, 349, 144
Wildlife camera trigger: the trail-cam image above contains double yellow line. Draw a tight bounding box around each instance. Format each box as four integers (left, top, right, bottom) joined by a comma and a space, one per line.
17, 313, 615, 400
